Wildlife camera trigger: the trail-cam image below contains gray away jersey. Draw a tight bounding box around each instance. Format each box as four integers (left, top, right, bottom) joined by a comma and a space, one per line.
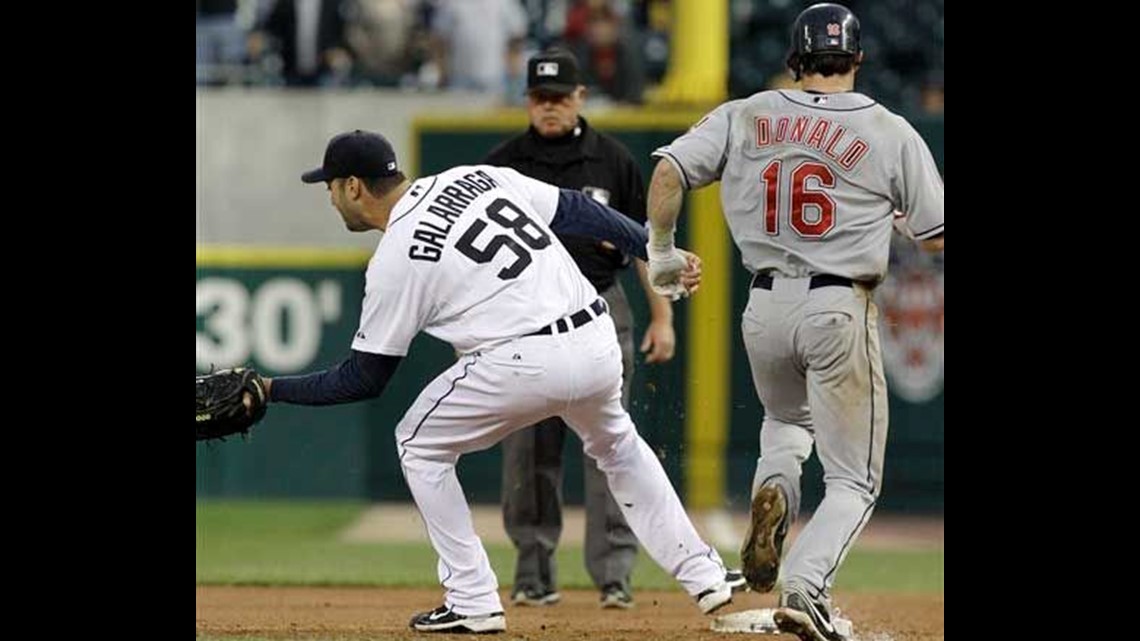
351, 165, 598, 357
654, 90, 944, 283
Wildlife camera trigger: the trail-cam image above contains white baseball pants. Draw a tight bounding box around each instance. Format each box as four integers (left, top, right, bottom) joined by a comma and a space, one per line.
396, 310, 726, 615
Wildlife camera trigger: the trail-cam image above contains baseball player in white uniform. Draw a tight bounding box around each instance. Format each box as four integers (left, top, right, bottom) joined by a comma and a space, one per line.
255, 130, 737, 634
643, 5, 944, 640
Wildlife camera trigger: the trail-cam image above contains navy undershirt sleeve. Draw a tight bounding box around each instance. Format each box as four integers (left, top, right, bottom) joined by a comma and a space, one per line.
551, 189, 649, 260
269, 350, 403, 406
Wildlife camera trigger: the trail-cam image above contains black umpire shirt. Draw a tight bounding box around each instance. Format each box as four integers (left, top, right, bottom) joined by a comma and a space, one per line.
483, 116, 646, 293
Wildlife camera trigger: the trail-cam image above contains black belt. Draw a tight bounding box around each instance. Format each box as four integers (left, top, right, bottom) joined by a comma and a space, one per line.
525, 299, 608, 336
750, 273, 854, 290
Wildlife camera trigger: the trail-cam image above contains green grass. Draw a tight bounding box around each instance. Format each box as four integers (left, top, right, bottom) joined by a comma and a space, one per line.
196, 501, 942, 594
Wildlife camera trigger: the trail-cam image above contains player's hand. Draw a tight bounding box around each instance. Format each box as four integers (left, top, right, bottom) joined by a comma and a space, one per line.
891, 210, 914, 239
640, 319, 676, 363
243, 377, 273, 415
678, 249, 702, 296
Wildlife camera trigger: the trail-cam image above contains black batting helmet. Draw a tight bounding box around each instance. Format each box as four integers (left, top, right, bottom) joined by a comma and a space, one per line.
786, 3, 861, 80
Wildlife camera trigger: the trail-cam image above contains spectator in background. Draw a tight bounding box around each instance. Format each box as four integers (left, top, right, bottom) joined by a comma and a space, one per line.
565, 1, 645, 104
564, 0, 633, 42
636, 0, 671, 84
197, 0, 248, 86
563, 0, 597, 42
428, 0, 528, 94
343, 0, 415, 86
397, 0, 443, 89
247, 0, 354, 87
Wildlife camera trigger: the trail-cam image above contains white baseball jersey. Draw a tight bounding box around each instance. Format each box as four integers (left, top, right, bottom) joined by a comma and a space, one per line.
654, 89, 944, 283
351, 165, 599, 357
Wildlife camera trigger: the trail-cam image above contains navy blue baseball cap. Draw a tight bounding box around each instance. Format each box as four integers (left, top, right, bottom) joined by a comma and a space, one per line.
301, 130, 399, 184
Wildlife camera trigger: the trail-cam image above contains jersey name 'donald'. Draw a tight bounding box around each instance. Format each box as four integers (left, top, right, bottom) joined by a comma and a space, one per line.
408, 170, 500, 262
754, 115, 870, 172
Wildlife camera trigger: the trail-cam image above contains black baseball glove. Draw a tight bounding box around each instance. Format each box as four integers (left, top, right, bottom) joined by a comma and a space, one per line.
196, 367, 268, 442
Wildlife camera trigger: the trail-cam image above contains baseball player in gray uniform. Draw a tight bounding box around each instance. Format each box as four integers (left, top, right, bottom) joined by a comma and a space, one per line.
258, 130, 738, 634
643, 4, 944, 640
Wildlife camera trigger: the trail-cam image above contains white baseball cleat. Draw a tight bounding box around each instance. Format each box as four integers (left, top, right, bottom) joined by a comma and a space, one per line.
695, 581, 733, 615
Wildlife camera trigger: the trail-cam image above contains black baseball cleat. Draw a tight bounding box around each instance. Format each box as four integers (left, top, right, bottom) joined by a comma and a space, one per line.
409, 604, 506, 633
510, 586, 561, 606
740, 484, 788, 592
599, 583, 634, 609
725, 568, 748, 592
773, 587, 848, 641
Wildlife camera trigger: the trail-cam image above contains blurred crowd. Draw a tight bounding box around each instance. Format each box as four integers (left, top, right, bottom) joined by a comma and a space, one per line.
730, 0, 943, 116
197, 0, 943, 116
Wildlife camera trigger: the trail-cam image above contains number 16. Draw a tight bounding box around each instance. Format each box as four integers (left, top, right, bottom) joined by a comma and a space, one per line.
761, 160, 837, 238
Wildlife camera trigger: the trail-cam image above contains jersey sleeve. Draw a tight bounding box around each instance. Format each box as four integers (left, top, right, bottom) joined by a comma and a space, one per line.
551, 189, 648, 260
651, 102, 735, 190
350, 250, 430, 357
484, 165, 561, 224
895, 123, 945, 239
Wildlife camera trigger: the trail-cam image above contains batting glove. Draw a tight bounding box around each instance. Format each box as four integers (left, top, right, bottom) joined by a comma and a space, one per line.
646, 227, 688, 300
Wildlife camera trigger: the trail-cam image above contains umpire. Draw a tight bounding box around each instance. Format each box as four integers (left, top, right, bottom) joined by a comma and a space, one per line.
484, 48, 676, 610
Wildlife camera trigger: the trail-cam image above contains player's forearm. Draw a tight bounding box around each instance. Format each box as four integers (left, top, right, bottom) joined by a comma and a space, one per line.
635, 259, 673, 322
551, 189, 649, 260
647, 159, 685, 252
268, 351, 402, 405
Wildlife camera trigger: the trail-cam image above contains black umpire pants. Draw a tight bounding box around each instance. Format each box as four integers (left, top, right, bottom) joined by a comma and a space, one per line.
500, 281, 639, 594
